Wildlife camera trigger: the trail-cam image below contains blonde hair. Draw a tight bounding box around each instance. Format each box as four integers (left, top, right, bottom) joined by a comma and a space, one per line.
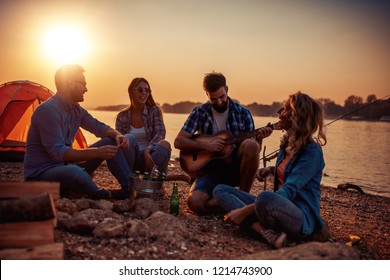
283, 91, 327, 155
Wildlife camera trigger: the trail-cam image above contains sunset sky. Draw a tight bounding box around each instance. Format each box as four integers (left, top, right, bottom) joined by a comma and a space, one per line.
1, 0, 389, 109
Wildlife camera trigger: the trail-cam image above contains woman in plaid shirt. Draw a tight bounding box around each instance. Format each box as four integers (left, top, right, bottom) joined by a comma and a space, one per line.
115, 78, 171, 174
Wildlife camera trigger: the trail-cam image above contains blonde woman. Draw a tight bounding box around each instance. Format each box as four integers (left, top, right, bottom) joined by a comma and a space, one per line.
213, 92, 327, 248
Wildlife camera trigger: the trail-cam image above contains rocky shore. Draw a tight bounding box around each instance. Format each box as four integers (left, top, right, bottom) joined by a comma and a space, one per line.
0, 160, 389, 260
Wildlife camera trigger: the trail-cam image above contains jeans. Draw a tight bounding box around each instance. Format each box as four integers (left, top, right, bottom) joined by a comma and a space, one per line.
255, 191, 304, 238
190, 158, 241, 196
135, 142, 171, 174
213, 185, 304, 238
213, 184, 256, 211
30, 135, 138, 199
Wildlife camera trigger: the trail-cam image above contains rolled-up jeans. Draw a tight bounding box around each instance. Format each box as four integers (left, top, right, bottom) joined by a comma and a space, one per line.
29, 135, 138, 199
213, 185, 304, 238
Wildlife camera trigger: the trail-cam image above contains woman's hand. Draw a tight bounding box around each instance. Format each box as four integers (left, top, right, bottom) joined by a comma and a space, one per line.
256, 167, 273, 182
224, 204, 255, 225
144, 149, 155, 170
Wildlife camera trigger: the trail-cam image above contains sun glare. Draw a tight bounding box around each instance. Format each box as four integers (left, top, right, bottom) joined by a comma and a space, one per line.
44, 25, 89, 64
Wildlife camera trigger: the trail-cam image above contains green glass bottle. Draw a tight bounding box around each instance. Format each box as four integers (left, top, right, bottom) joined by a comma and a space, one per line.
158, 172, 166, 182
169, 182, 179, 216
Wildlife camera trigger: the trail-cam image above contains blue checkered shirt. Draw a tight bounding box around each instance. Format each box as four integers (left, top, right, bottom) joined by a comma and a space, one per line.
181, 97, 255, 139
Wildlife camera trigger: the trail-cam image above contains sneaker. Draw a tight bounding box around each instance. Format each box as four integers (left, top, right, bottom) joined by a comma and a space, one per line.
261, 229, 287, 249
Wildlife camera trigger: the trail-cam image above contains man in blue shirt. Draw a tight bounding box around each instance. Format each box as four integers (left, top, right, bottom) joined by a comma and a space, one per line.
24, 64, 137, 199
174, 72, 273, 215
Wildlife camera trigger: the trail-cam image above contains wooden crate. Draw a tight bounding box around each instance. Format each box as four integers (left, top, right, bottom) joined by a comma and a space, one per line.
0, 181, 63, 259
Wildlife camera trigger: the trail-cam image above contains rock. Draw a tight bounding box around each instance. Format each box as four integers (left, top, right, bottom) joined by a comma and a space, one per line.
238, 242, 361, 260
113, 199, 132, 213
57, 211, 72, 229
65, 208, 122, 234
56, 198, 77, 215
73, 198, 92, 211
90, 199, 113, 211
126, 219, 150, 238
133, 198, 159, 219
92, 218, 126, 238
145, 211, 189, 246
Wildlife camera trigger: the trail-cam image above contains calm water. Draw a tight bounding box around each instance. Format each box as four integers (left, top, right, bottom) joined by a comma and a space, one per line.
84, 110, 390, 198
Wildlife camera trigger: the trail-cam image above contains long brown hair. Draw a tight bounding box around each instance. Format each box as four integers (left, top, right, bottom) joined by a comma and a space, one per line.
283, 91, 327, 154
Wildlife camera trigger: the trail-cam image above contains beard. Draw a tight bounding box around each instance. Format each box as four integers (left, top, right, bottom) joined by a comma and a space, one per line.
212, 101, 228, 113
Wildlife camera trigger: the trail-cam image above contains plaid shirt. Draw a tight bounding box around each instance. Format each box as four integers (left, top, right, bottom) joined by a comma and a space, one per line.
115, 105, 166, 151
181, 97, 255, 139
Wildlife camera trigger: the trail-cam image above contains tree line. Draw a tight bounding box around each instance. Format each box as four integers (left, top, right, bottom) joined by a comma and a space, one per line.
96, 94, 390, 121
161, 94, 390, 121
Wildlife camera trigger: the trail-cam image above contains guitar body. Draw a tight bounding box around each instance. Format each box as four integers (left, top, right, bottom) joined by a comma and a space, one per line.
179, 123, 279, 178
179, 131, 235, 178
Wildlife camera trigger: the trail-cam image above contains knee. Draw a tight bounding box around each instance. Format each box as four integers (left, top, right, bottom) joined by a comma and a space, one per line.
125, 134, 138, 147
187, 195, 207, 215
239, 139, 260, 159
212, 184, 229, 200
158, 139, 171, 150
256, 190, 274, 204
255, 190, 275, 212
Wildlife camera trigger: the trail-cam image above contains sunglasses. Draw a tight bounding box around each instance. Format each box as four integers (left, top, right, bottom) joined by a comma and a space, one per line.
135, 87, 151, 94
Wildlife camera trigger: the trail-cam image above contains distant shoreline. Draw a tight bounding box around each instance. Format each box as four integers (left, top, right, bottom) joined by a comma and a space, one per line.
91, 105, 390, 122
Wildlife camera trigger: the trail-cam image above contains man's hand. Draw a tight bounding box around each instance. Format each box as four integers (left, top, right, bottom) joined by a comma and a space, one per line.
205, 137, 225, 152
255, 126, 273, 142
96, 145, 119, 160
116, 134, 129, 149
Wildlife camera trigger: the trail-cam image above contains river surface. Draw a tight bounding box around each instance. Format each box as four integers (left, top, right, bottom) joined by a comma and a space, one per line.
83, 110, 390, 198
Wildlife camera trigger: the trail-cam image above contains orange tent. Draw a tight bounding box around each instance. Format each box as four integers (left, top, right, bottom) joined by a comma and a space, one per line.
0, 80, 87, 161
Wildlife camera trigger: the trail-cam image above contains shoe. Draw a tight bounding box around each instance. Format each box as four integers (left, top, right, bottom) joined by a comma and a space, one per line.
261, 229, 287, 249
109, 189, 126, 200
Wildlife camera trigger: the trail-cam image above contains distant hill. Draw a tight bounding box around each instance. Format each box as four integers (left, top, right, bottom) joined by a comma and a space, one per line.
95, 105, 127, 111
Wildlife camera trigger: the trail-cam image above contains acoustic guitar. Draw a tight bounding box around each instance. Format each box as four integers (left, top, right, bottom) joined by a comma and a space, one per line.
179, 123, 280, 178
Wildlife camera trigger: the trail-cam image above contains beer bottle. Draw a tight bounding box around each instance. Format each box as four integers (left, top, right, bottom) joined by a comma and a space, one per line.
136, 170, 144, 180
150, 165, 159, 181
169, 182, 179, 216
158, 172, 166, 182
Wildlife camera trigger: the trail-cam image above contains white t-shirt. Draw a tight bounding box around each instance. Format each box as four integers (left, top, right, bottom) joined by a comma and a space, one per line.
211, 108, 229, 134
130, 125, 148, 151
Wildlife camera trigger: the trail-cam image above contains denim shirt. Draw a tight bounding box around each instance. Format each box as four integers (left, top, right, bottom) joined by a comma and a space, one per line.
273, 141, 326, 235
115, 105, 166, 151
24, 93, 109, 178
181, 97, 255, 138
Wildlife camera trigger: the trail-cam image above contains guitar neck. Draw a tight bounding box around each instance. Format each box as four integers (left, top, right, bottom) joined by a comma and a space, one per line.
225, 123, 278, 145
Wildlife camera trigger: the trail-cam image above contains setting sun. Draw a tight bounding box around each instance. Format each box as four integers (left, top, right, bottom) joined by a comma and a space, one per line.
43, 25, 89, 64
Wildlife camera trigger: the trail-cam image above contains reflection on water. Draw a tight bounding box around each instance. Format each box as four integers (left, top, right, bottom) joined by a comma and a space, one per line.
84, 111, 390, 198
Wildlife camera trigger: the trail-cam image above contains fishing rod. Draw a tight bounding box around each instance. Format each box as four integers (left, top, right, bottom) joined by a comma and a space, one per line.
325, 94, 390, 127
260, 94, 390, 161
